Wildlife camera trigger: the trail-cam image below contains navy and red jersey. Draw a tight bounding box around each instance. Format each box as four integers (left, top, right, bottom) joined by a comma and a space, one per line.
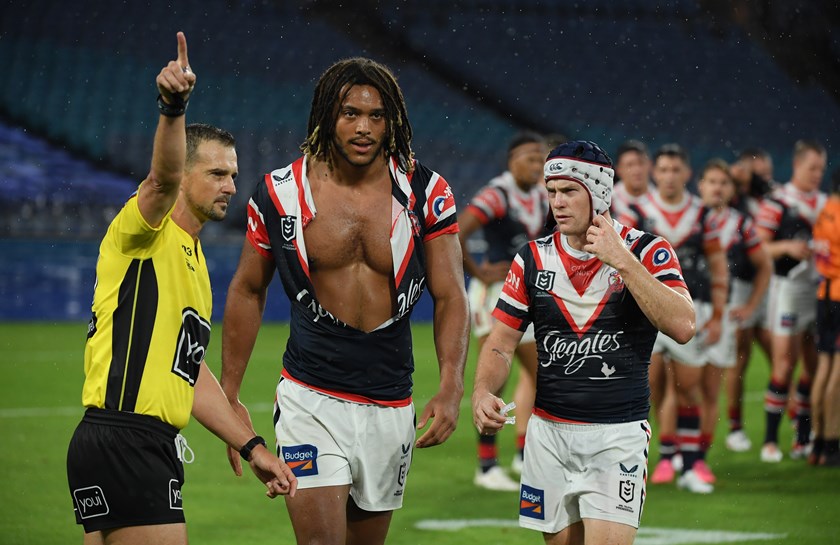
245, 156, 458, 404
621, 192, 720, 303
465, 171, 550, 264
610, 180, 655, 220
493, 222, 687, 423
710, 207, 763, 282
756, 182, 827, 278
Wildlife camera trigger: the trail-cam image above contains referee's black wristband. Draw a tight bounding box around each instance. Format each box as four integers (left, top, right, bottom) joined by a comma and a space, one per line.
157, 94, 188, 117
239, 435, 267, 461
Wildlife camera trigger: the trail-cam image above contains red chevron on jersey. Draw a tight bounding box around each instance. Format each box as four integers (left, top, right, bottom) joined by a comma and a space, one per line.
531, 233, 614, 337
492, 221, 686, 423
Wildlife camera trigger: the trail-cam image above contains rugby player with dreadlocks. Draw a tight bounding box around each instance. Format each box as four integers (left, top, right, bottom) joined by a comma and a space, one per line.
220, 57, 469, 544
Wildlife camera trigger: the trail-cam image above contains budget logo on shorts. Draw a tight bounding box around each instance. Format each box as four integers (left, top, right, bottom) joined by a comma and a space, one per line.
282, 444, 318, 477
73, 486, 109, 519
519, 484, 545, 520
536, 270, 556, 291
781, 313, 797, 329
169, 479, 183, 510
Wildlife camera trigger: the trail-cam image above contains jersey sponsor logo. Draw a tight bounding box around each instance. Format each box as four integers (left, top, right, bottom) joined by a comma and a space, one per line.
282, 444, 319, 477
432, 196, 447, 218
397, 277, 425, 319
519, 484, 545, 519
619, 479, 635, 503
73, 485, 109, 519
281, 216, 296, 242
541, 329, 624, 376
296, 289, 346, 326
87, 312, 97, 339
505, 270, 521, 291
171, 308, 211, 386
536, 270, 556, 291
169, 479, 183, 510
397, 462, 407, 487
653, 248, 672, 266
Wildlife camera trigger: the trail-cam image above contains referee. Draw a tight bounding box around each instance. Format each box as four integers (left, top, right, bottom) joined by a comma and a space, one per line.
66, 32, 296, 545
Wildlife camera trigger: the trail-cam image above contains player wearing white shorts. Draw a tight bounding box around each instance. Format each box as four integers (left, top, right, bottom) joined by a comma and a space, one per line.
697, 160, 772, 455
473, 141, 695, 545
755, 140, 828, 463
221, 58, 469, 545
459, 132, 549, 490
622, 146, 729, 493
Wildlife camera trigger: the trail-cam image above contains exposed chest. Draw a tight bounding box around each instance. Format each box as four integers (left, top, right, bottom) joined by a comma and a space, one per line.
304, 183, 394, 273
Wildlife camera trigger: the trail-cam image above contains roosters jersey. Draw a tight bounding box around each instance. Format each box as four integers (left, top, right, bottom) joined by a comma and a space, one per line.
756, 182, 827, 278
246, 156, 458, 404
610, 180, 654, 220
493, 222, 687, 423
622, 192, 720, 303
465, 171, 550, 263
710, 207, 763, 282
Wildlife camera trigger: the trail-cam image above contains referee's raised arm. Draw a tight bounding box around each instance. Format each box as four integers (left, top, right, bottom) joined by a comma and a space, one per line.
137, 31, 195, 228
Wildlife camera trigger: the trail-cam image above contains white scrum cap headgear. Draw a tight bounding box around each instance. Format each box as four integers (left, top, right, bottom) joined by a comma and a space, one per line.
544, 140, 614, 218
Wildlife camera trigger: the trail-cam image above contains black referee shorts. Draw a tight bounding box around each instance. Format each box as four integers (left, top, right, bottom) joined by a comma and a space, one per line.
66, 408, 186, 533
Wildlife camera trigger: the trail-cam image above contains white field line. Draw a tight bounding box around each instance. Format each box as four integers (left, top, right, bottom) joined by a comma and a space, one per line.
414, 520, 785, 543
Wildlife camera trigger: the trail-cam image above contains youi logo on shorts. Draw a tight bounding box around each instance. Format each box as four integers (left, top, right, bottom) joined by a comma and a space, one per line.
73, 486, 109, 519
519, 484, 545, 520
282, 444, 319, 477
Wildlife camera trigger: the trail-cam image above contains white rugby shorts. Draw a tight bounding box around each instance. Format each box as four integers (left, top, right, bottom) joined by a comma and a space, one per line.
653, 301, 723, 367
274, 378, 415, 511
469, 277, 535, 342
519, 416, 650, 533
765, 274, 818, 335
729, 277, 770, 330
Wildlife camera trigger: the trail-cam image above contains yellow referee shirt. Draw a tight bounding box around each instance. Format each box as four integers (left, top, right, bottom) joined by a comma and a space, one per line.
82, 195, 212, 429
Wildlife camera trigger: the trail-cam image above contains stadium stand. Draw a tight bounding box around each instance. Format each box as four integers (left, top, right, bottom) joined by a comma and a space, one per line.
0, 0, 837, 320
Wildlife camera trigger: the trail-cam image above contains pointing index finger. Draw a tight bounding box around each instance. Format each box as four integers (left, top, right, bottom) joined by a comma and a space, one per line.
176, 31, 189, 69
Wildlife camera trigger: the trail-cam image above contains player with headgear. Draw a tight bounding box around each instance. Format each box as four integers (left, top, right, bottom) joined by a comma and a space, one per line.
473, 140, 695, 545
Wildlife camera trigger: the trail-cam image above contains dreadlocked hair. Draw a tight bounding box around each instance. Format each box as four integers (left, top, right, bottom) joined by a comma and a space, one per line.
300, 57, 415, 173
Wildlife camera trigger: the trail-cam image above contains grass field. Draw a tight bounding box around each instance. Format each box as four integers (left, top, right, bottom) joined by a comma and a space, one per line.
1, 322, 838, 544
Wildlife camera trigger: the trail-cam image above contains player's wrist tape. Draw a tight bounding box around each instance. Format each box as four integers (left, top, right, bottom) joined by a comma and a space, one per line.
157, 94, 189, 117
239, 435, 266, 461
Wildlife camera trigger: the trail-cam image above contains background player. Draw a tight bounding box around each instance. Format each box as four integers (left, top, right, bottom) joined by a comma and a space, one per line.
697, 159, 772, 455
458, 131, 549, 490
622, 144, 729, 493
755, 139, 827, 462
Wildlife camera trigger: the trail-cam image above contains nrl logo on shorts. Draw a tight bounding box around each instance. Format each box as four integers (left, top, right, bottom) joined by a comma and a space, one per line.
536, 270, 555, 291
281, 216, 296, 242
619, 479, 635, 503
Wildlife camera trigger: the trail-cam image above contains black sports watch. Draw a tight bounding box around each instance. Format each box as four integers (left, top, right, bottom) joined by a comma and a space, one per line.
239, 435, 267, 461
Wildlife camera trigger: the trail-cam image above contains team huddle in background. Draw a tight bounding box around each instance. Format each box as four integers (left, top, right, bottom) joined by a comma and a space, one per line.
64, 32, 840, 545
